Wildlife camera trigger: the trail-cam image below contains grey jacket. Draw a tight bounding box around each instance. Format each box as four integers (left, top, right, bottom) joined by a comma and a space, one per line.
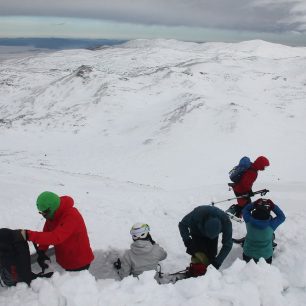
118, 240, 167, 279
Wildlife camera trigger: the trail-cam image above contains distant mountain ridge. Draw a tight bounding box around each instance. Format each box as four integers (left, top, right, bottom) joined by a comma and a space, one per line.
0, 39, 306, 187
1, 39, 305, 133
0, 37, 127, 50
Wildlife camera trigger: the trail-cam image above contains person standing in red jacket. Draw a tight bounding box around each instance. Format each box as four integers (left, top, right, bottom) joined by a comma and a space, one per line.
21, 191, 94, 272
226, 156, 270, 218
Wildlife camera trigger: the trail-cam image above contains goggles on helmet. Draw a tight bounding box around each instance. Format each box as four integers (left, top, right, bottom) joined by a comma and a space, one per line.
130, 223, 150, 240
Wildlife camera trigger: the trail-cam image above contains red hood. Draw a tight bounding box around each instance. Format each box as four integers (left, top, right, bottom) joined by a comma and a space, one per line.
253, 156, 270, 171
53, 196, 74, 219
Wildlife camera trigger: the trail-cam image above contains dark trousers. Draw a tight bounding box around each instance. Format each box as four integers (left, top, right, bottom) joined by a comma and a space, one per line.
66, 264, 90, 272
192, 235, 218, 262
243, 253, 272, 264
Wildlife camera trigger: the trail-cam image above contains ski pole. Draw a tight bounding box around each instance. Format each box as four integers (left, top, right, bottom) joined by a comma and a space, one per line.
156, 264, 163, 278
169, 268, 189, 276
211, 189, 269, 206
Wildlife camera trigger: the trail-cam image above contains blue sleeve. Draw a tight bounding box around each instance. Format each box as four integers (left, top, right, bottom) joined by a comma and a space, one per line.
242, 203, 253, 223
270, 205, 286, 231
178, 210, 194, 244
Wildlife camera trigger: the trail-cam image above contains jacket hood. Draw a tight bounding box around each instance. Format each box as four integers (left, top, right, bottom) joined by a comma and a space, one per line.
130, 240, 154, 255
53, 196, 74, 220
197, 217, 222, 239
253, 156, 270, 171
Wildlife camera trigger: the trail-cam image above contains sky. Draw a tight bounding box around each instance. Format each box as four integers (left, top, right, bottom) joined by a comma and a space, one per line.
0, 1, 306, 45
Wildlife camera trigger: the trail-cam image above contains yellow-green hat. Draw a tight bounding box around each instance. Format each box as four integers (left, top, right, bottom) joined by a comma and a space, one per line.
36, 191, 60, 218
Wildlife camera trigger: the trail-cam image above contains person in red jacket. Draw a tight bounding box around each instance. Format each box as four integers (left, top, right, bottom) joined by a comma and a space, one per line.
21, 191, 94, 272
226, 156, 270, 218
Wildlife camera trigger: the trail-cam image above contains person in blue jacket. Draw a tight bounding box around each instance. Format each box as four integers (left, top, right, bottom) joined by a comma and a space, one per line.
242, 198, 286, 264
179, 205, 233, 275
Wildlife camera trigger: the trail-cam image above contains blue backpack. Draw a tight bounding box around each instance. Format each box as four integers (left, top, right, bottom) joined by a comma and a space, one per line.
229, 156, 252, 183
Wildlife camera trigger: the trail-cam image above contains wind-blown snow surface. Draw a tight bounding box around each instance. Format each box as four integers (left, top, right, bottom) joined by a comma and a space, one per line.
0, 39, 306, 305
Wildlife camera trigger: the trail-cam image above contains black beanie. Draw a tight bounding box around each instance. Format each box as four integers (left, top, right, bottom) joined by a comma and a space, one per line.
251, 206, 270, 220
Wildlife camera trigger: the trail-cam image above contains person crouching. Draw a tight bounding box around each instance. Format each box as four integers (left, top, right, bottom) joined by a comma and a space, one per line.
242, 198, 285, 264
113, 223, 167, 279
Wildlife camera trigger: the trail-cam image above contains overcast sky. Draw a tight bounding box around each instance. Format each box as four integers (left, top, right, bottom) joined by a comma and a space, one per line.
1, 0, 306, 45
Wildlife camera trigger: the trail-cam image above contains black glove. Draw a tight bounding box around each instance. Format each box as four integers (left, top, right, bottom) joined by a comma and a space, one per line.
113, 258, 121, 270
37, 250, 50, 271
210, 258, 221, 270
185, 239, 197, 256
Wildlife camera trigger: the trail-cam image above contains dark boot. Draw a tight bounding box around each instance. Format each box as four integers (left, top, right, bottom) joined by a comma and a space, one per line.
226, 204, 243, 218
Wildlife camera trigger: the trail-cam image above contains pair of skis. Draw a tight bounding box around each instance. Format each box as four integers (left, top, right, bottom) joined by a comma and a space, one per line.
212, 188, 269, 223
211, 188, 269, 207
156, 264, 190, 284
213, 189, 270, 244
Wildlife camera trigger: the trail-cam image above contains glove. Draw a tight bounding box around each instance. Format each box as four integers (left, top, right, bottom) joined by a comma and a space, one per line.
185, 239, 197, 256
113, 258, 121, 270
254, 198, 274, 211
37, 250, 50, 271
210, 258, 221, 270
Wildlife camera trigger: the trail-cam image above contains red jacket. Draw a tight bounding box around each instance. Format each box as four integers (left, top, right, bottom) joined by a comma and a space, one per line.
233, 166, 258, 206
233, 156, 269, 206
233, 156, 268, 195
233, 166, 258, 195
27, 196, 94, 270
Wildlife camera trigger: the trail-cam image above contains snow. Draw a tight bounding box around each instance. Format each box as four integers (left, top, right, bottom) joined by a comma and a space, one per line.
0, 39, 306, 305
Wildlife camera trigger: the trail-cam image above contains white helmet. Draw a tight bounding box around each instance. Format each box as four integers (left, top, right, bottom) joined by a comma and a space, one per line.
130, 223, 150, 240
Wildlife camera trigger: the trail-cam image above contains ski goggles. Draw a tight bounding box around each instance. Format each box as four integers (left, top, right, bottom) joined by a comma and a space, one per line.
39, 208, 50, 217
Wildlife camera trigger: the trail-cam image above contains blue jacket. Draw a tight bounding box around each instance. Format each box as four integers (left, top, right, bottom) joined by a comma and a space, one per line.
178, 205, 232, 267
243, 203, 286, 260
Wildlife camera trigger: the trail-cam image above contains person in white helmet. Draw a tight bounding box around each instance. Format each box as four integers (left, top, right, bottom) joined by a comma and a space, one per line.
113, 223, 167, 279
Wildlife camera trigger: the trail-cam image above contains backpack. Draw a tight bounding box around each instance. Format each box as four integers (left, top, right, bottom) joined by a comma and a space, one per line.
0, 228, 33, 287
229, 156, 252, 183
0, 229, 54, 287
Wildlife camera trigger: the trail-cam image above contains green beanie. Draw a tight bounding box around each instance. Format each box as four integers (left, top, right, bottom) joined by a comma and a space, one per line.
36, 191, 60, 218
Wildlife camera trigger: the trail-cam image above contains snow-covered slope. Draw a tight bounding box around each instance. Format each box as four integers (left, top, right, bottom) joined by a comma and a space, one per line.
0, 40, 306, 305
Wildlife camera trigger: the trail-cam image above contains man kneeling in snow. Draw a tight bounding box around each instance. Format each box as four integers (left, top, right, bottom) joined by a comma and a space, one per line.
113, 223, 167, 279
179, 205, 233, 276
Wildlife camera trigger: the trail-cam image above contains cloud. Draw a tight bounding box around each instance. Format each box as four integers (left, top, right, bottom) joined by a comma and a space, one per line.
251, 0, 306, 31
0, 0, 305, 33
